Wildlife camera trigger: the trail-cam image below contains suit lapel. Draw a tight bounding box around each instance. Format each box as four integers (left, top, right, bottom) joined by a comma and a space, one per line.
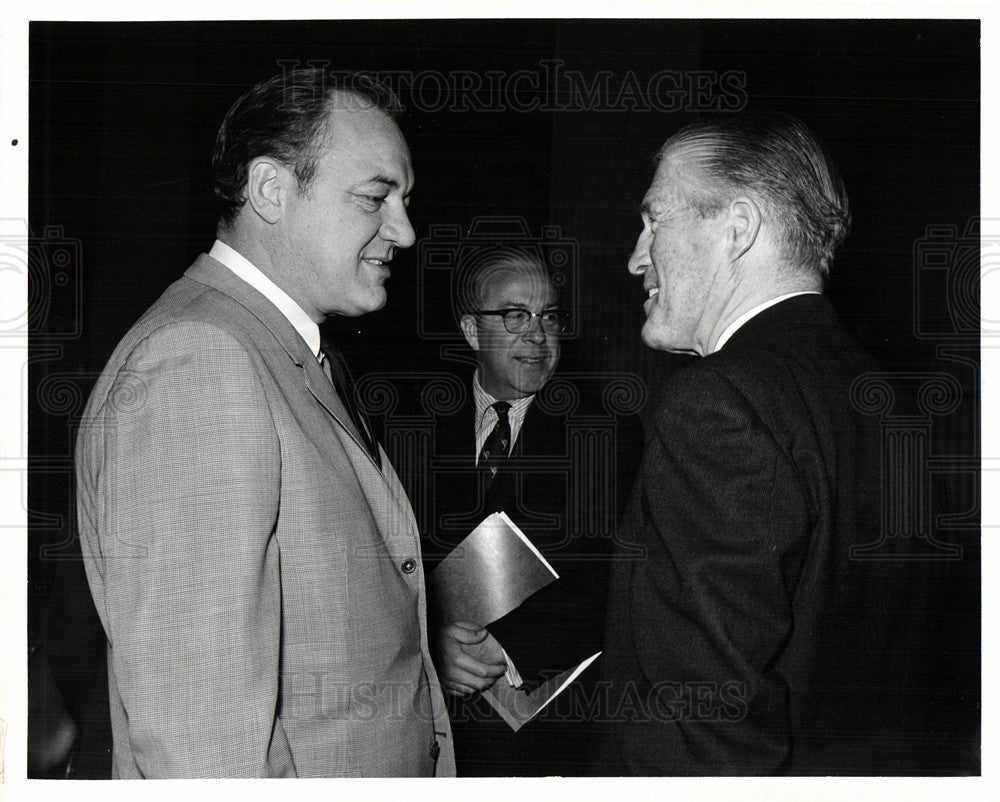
184, 254, 416, 544
301, 354, 382, 472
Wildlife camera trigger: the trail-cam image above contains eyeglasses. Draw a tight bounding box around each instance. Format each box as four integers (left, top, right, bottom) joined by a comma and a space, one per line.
475, 308, 571, 335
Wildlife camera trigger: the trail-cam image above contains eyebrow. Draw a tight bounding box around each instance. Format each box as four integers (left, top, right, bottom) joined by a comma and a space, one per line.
355, 175, 398, 191
496, 300, 560, 310
358, 174, 412, 201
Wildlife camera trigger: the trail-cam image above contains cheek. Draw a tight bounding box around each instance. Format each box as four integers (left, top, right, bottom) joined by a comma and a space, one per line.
481, 335, 518, 368
649, 240, 673, 278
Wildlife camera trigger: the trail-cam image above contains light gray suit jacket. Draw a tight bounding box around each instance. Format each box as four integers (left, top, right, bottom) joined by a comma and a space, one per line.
76, 254, 455, 778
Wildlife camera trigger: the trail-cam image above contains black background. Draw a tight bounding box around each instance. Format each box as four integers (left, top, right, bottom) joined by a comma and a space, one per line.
27, 19, 980, 776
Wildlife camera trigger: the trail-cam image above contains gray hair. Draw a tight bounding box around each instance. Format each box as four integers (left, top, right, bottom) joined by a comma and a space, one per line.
659, 113, 850, 277
454, 246, 552, 317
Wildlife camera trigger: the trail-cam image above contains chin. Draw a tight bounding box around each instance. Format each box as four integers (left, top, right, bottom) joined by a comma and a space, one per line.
640, 321, 661, 350
515, 364, 556, 394
641, 320, 681, 353
361, 288, 388, 314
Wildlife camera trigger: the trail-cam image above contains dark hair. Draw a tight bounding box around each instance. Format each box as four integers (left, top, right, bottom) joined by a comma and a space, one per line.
211, 68, 403, 229
658, 113, 850, 277
455, 246, 551, 317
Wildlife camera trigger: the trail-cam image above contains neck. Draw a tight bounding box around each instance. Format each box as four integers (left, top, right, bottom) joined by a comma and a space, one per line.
219, 225, 324, 324
218, 226, 268, 274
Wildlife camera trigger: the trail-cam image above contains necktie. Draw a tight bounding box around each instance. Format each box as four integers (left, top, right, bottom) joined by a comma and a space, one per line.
320, 345, 382, 470
478, 401, 512, 478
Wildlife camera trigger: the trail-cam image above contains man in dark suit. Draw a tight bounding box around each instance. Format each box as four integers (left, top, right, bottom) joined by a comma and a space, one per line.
595, 113, 930, 774
75, 69, 454, 778
419, 246, 641, 776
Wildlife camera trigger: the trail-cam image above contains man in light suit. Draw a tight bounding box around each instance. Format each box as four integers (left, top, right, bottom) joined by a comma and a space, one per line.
75, 69, 454, 778
595, 113, 933, 774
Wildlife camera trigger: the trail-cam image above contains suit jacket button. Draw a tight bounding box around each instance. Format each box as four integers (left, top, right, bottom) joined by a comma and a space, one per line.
430, 739, 441, 761
401, 558, 417, 574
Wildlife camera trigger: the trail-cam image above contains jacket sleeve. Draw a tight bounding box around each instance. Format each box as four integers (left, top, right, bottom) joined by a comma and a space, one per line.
90, 321, 295, 777
616, 365, 812, 774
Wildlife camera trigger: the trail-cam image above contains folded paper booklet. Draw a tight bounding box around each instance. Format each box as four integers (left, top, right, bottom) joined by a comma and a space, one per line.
429, 511, 602, 731
429, 511, 558, 626
483, 651, 602, 732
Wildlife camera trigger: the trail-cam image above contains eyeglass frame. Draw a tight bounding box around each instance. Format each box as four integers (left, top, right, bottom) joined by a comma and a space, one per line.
474, 307, 571, 335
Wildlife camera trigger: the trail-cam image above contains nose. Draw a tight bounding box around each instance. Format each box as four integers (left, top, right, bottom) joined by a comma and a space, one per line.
381, 203, 416, 249
628, 228, 651, 276
521, 314, 547, 344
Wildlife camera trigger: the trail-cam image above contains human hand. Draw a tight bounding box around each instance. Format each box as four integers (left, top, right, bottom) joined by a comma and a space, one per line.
432, 621, 508, 697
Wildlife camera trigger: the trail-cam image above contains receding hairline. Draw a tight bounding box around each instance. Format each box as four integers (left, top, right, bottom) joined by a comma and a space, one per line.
457, 248, 555, 315
311, 95, 408, 155
644, 139, 726, 216
480, 264, 556, 305
648, 114, 851, 275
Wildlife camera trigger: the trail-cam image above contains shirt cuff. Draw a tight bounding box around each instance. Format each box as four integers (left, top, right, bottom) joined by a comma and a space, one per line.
499, 645, 524, 688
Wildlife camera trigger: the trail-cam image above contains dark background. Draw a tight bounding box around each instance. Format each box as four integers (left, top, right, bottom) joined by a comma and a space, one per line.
27, 19, 980, 776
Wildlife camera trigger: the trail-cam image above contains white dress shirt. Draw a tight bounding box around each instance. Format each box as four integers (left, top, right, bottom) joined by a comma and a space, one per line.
471, 371, 535, 465
210, 240, 322, 362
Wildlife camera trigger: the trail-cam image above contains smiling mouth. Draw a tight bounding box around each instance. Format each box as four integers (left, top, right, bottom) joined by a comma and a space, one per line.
642, 287, 659, 315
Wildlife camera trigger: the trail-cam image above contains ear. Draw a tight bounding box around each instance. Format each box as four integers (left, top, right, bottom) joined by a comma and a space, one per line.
726, 196, 762, 261
245, 157, 289, 225
460, 314, 480, 351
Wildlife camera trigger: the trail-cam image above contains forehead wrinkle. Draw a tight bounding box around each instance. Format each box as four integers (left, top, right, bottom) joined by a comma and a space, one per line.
484, 275, 556, 310
494, 294, 558, 310
642, 192, 684, 221
644, 161, 711, 221
322, 107, 412, 187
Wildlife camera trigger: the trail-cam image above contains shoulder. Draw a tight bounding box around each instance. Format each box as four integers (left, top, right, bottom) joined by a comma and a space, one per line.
117, 317, 259, 374
644, 359, 783, 465
652, 358, 746, 411
104, 269, 279, 378
88, 317, 274, 427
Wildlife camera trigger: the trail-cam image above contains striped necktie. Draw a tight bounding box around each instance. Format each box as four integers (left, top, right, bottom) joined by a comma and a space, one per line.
478, 401, 512, 478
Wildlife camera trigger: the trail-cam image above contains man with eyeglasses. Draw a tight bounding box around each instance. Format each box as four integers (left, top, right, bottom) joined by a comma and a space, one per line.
416, 245, 638, 776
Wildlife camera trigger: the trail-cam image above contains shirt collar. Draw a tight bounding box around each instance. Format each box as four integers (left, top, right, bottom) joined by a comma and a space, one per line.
712, 291, 821, 353
209, 239, 322, 360
472, 370, 535, 427
471, 370, 536, 462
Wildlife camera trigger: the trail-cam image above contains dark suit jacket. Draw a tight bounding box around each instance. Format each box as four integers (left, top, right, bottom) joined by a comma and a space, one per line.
414, 373, 643, 776
595, 294, 935, 775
